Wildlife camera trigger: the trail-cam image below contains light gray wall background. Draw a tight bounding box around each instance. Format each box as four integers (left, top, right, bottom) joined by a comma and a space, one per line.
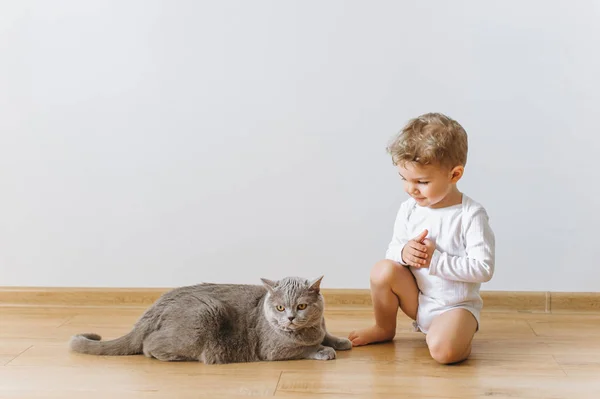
1, 1, 598, 291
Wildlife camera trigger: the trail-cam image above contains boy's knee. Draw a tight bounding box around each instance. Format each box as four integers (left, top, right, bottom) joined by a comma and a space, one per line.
370, 259, 407, 287
427, 337, 468, 365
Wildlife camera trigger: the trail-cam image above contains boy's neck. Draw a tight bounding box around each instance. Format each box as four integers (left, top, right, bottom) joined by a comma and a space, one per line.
429, 187, 463, 209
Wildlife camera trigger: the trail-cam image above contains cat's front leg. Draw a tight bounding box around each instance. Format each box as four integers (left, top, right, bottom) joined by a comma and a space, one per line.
322, 332, 352, 351
305, 345, 336, 361
320, 319, 352, 351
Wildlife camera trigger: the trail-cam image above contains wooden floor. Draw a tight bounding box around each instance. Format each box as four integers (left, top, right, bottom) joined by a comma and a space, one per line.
1, 305, 600, 398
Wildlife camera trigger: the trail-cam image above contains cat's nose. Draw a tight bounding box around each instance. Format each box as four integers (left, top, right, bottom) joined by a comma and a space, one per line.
288, 316, 295, 321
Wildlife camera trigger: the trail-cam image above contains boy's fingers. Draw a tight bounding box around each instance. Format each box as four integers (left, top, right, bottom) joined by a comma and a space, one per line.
411, 255, 429, 267
408, 248, 427, 259
409, 254, 427, 265
413, 229, 428, 243
409, 242, 428, 254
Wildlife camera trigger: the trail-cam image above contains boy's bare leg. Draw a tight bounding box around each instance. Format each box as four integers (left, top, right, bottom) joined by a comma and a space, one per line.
426, 308, 477, 364
348, 260, 419, 346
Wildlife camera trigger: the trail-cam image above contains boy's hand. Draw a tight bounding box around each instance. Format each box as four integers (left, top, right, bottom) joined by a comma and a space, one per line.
402, 229, 436, 268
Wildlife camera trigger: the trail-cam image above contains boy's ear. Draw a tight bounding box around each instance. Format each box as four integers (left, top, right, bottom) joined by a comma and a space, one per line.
450, 166, 464, 183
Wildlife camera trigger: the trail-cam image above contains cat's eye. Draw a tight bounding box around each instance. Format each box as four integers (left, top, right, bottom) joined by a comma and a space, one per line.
276, 305, 285, 312
297, 304, 307, 310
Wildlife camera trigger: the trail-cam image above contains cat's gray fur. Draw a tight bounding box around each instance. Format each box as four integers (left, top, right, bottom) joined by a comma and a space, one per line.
69, 276, 352, 363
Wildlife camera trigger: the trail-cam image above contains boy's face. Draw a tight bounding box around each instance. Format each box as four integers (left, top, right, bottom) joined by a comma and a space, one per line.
397, 162, 463, 208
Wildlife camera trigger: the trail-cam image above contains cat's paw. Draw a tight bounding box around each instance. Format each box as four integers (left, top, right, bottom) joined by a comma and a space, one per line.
149, 351, 188, 362
332, 338, 352, 351
313, 346, 336, 361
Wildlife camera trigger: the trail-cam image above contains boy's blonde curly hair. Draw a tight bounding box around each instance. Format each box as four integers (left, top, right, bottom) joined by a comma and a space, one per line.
387, 113, 468, 168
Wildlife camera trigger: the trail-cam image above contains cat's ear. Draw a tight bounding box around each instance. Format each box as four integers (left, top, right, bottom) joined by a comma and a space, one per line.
309, 275, 324, 293
260, 278, 277, 293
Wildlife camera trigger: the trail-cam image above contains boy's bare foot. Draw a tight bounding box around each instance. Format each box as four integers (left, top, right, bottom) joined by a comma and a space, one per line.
348, 325, 395, 347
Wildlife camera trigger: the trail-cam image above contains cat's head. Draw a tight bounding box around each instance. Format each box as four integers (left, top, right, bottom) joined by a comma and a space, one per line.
260, 276, 325, 332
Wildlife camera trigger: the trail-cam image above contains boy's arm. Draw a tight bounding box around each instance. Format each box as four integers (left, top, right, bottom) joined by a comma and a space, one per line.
428, 209, 495, 283
385, 202, 410, 265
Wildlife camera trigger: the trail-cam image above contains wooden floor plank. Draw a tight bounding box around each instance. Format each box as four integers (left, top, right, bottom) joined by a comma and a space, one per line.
276, 373, 600, 399
553, 355, 600, 377
1, 304, 600, 398
0, 365, 281, 396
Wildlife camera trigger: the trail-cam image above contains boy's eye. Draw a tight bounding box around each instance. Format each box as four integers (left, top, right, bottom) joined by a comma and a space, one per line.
297, 304, 307, 310
418, 181, 429, 185
276, 305, 285, 312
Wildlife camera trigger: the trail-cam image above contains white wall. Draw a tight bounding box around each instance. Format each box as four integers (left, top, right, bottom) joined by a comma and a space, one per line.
1, 1, 599, 291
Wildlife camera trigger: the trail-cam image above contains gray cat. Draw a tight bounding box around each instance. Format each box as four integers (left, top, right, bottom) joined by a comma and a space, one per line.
69, 276, 352, 364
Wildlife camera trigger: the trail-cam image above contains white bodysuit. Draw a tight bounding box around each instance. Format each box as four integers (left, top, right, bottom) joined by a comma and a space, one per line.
385, 194, 495, 333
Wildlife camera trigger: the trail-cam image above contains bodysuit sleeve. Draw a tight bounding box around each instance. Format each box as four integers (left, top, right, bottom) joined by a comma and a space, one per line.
428, 207, 495, 283
385, 200, 412, 265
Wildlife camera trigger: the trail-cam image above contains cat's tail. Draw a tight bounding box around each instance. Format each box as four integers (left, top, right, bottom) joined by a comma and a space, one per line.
69, 330, 143, 356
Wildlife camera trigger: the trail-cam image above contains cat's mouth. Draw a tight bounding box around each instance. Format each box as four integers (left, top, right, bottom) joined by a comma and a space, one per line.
284, 323, 298, 330
280, 321, 302, 331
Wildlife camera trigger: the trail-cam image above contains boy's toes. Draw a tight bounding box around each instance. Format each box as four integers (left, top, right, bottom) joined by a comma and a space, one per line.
348, 326, 395, 347
348, 331, 365, 346
350, 336, 367, 347
349, 330, 368, 347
